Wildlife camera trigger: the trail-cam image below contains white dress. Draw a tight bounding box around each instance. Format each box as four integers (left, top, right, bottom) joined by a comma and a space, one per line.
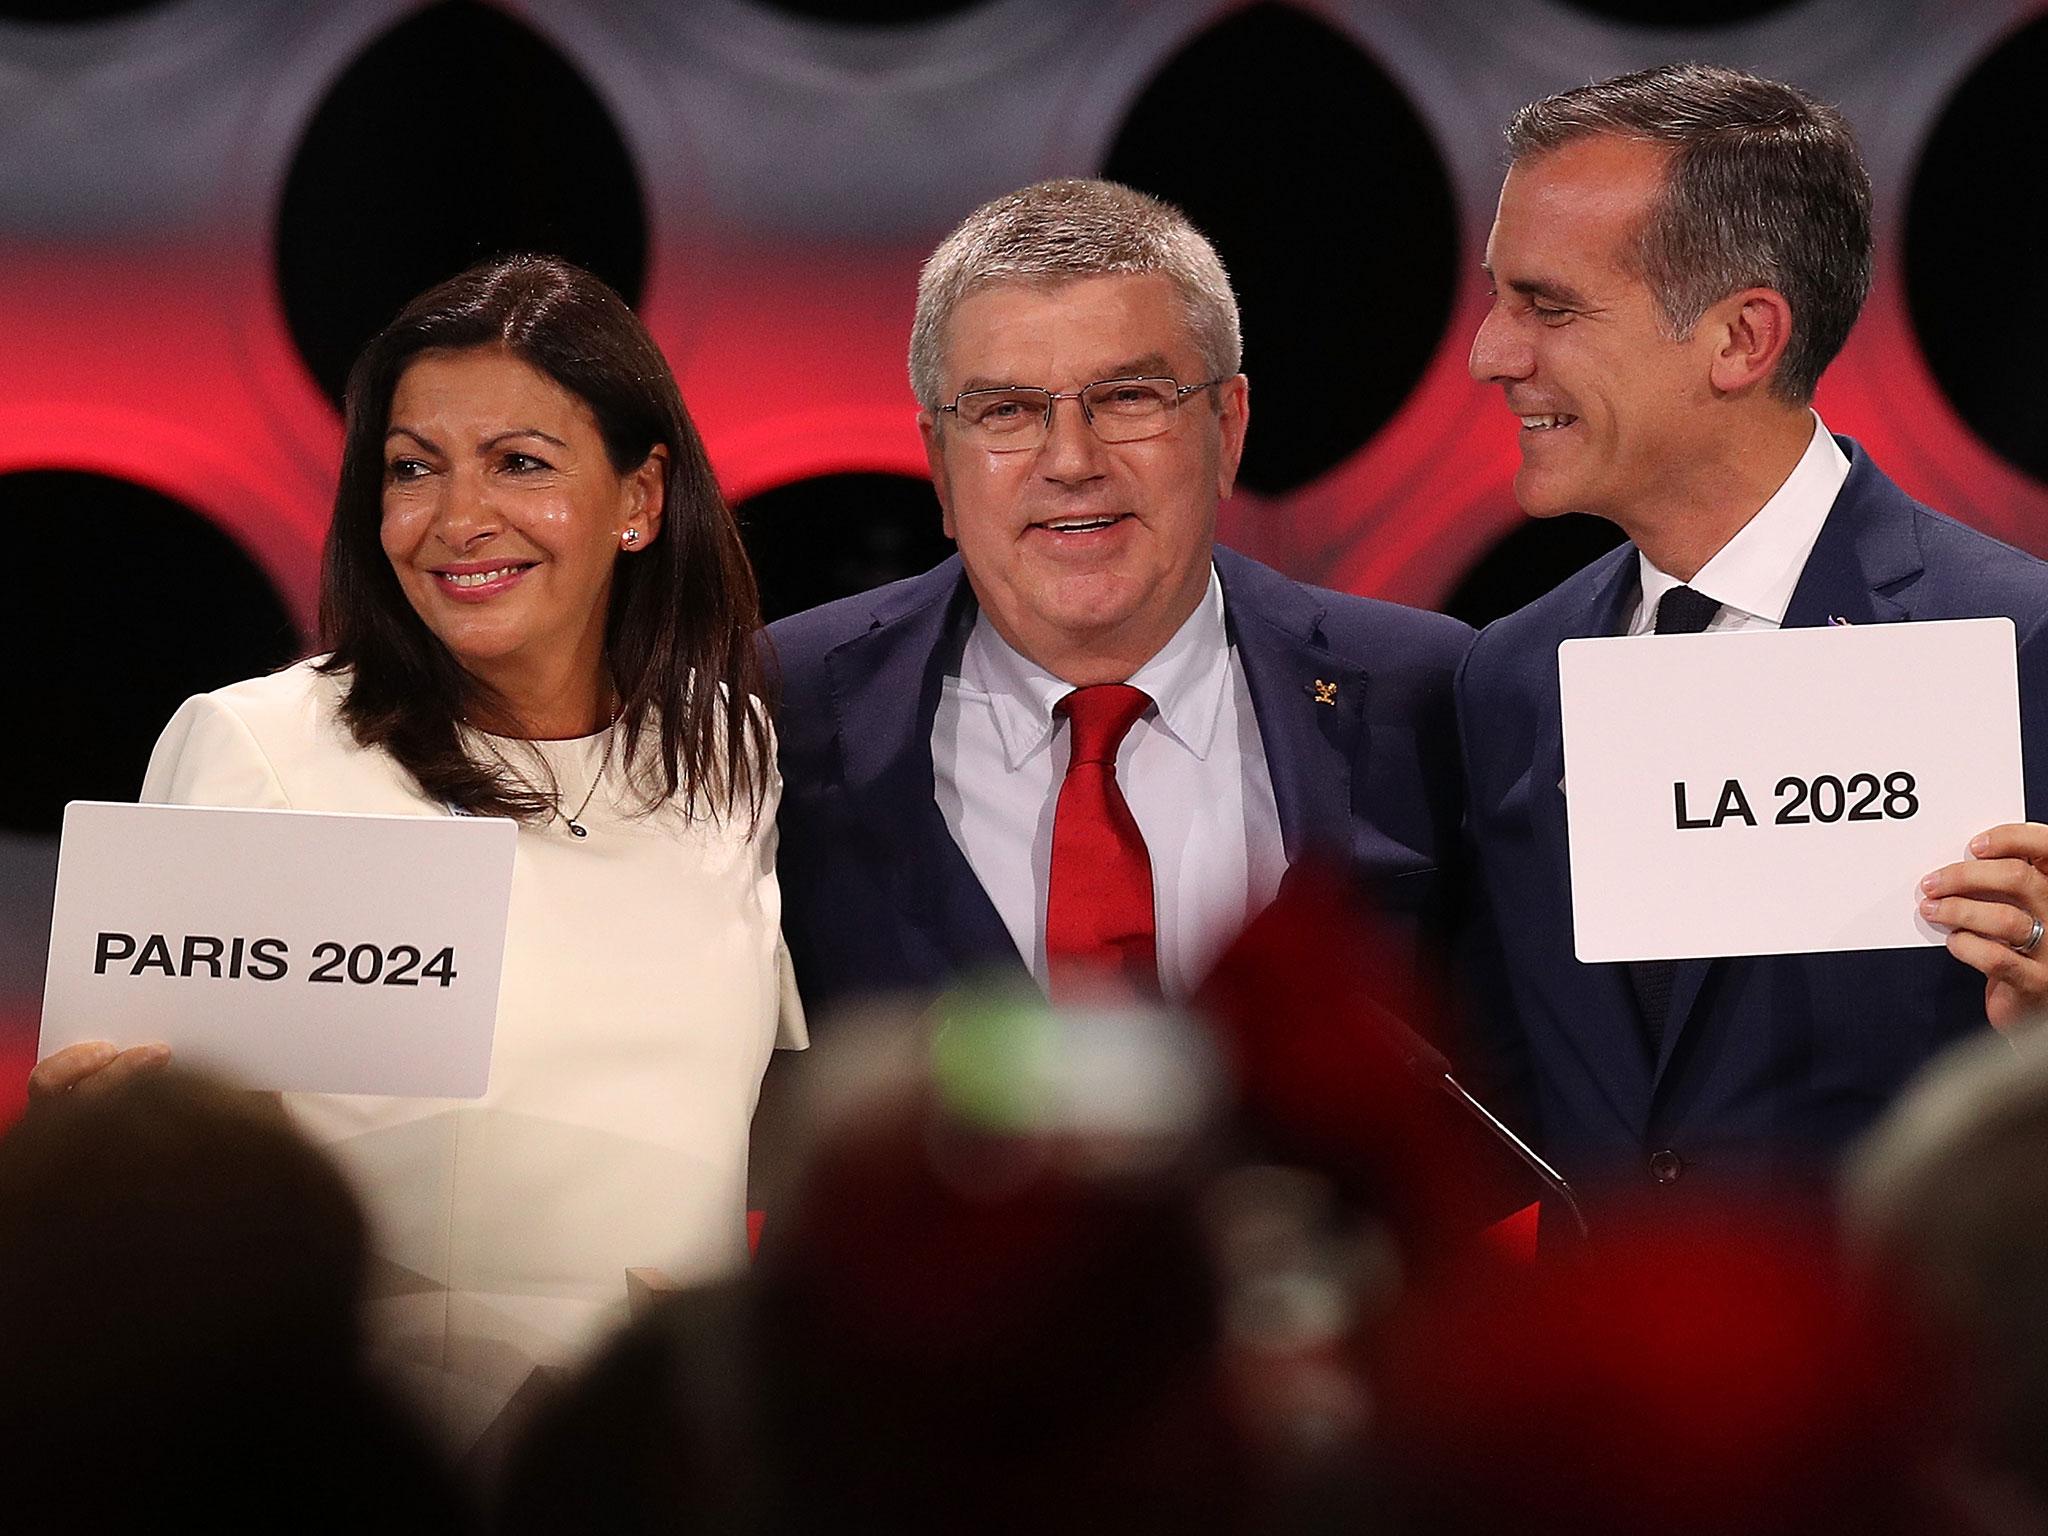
140, 660, 805, 1457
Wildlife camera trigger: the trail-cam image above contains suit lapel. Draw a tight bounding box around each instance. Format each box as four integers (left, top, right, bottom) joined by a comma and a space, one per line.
822, 559, 1027, 982
1547, 548, 1664, 1127
1779, 441, 1922, 629
1651, 439, 1925, 1090
1213, 549, 1365, 868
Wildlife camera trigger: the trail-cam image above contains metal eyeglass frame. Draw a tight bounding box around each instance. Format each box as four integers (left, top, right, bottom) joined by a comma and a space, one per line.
936, 375, 1230, 448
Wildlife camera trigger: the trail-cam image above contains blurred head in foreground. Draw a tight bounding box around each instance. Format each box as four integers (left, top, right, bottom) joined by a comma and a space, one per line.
1847, 1031, 2048, 1533
0, 1070, 467, 1532
506, 877, 1550, 1534
505, 987, 1316, 1534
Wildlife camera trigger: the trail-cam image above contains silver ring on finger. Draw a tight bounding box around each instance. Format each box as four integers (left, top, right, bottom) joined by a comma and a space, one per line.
2015, 916, 2045, 957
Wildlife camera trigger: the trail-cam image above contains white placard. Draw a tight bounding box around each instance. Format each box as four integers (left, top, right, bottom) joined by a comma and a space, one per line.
40, 802, 516, 1096
1559, 618, 2024, 962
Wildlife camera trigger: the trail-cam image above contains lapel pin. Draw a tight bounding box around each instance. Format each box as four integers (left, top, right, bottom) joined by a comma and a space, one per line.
1310, 678, 1339, 707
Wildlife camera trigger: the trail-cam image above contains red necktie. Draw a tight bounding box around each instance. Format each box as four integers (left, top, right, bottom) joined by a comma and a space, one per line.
1045, 684, 1158, 1003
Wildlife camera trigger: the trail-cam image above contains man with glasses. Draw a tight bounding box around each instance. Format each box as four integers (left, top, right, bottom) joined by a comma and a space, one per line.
767, 178, 1473, 1014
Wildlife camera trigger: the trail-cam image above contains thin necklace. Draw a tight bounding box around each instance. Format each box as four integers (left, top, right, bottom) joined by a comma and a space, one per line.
476, 697, 619, 838
558, 698, 619, 838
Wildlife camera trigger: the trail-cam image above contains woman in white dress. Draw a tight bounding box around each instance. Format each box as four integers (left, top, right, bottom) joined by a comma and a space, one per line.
33, 255, 804, 1460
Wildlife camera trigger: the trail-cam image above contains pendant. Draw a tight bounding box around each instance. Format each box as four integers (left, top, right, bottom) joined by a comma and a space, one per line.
567, 820, 589, 838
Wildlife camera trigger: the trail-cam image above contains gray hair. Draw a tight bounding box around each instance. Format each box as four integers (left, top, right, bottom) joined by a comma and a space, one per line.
1506, 62, 1872, 404
908, 178, 1241, 411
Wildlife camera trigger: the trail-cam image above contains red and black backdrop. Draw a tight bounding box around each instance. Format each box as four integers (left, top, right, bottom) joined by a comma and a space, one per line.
3, 0, 2041, 1111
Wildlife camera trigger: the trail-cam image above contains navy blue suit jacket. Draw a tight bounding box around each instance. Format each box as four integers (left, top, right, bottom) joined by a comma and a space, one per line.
768, 545, 1473, 1018
1457, 440, 2048, 1201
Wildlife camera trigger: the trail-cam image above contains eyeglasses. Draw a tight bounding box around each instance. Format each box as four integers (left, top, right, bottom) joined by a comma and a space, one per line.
936, 375, 1229, 451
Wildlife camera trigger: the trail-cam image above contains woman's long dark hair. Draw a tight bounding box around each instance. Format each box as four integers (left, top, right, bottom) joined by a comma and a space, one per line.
317, 255, 770, 825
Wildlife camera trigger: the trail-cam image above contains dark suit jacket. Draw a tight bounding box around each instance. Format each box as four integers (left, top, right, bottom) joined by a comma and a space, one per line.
1457, 439, 2048, 1202
768, 545, 1473, 1019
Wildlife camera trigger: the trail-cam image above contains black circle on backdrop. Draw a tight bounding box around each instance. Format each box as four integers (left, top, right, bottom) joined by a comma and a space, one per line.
739, 473, 952, 623
1907, 16, 2048, 482
1559, 0, 1797, 24
0, 1, 165, 20
1439, 513, 1627, 630
277, 0, 647, 409
0, 473, 298, 836
1103, 4, 1457, 496
753, 0, 989, 24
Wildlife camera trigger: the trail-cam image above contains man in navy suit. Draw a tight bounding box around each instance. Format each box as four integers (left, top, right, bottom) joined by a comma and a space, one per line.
1459, 63, 2048, 1205
769, 179, 1471, 1017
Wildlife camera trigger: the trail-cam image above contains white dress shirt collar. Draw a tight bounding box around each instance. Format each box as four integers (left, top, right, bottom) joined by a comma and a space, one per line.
1633, 412, 1850, 632
960, 565, 1231, 770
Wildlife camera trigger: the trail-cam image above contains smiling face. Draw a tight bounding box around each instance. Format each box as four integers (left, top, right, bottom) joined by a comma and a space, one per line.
378, 346, 664, 724
1469, 134, 1724, 533
919, 273, 1248, 684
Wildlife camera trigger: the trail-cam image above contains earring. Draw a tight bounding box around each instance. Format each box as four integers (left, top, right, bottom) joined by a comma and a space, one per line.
621, 528, 641, 546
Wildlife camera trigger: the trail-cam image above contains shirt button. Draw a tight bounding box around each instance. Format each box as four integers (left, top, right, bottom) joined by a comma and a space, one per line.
1648, 1150, 1685, 1185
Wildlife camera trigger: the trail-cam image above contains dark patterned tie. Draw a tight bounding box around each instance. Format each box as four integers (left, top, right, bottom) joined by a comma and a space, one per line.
1625, 584, 1722, 1054
1045, 684, 1159, 1003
